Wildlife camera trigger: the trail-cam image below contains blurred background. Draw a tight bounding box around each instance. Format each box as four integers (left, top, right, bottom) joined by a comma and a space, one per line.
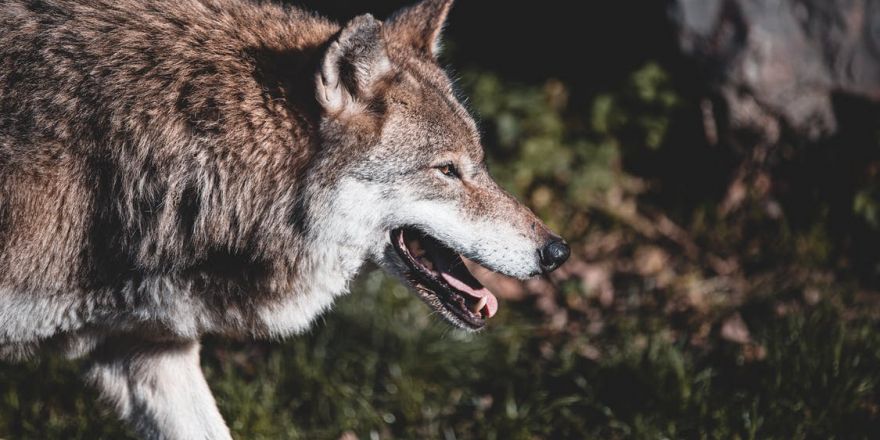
2, 0, 880, 438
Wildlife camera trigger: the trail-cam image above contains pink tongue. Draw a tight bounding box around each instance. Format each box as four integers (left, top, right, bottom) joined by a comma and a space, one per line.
440, 273, 499, 318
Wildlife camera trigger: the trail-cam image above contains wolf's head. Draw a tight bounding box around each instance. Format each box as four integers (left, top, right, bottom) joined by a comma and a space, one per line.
308, 0, 569, 330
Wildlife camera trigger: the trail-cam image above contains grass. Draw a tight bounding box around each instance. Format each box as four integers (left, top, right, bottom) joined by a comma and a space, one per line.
1, 268, 878, 439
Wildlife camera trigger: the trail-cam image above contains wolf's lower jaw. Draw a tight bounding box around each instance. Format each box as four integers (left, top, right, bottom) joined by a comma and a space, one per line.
391, 227, 499, 330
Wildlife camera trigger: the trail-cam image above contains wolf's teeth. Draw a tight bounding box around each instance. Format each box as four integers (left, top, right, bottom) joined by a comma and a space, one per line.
472, 296, 488, 314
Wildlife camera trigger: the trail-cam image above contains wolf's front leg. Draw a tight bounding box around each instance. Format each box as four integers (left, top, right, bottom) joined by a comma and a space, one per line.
86, 338, 232, 440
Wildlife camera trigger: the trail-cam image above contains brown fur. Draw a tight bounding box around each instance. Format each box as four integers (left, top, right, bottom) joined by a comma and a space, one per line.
0, 0, 341, 339
0, 1, 563, 437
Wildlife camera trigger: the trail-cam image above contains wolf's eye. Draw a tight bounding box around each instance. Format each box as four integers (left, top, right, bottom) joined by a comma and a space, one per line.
436, 163, 460, 179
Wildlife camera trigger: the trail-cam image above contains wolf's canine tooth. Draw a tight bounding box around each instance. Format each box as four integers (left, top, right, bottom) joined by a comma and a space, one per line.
472, 296, 488, 314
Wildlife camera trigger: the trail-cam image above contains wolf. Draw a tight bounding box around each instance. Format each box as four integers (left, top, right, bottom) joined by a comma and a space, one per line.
0, 0, 569, 438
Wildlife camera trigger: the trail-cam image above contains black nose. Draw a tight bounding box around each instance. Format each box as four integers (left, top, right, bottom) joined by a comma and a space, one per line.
539, 239, 570, 272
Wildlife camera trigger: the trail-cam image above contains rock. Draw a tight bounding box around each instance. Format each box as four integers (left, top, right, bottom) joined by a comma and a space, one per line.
670, 0, 880, 142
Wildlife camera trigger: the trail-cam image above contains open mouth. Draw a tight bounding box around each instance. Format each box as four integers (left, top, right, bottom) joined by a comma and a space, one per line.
391, 227, 498, 330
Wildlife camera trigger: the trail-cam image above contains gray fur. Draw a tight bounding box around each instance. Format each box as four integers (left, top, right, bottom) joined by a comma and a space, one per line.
0, 0, 561, 437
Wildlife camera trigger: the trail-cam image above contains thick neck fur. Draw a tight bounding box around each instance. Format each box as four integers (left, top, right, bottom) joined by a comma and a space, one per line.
0, 0, 368, 346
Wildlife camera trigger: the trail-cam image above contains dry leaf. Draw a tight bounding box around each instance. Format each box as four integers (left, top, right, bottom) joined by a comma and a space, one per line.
721, 313, 751, 344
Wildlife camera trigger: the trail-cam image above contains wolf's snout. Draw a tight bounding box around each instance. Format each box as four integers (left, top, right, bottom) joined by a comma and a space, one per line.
538, 239, 570, 272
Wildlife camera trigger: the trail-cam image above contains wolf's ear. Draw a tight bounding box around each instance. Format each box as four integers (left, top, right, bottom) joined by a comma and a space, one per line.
317, 14, 391, 114
385, 0, 453, 59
